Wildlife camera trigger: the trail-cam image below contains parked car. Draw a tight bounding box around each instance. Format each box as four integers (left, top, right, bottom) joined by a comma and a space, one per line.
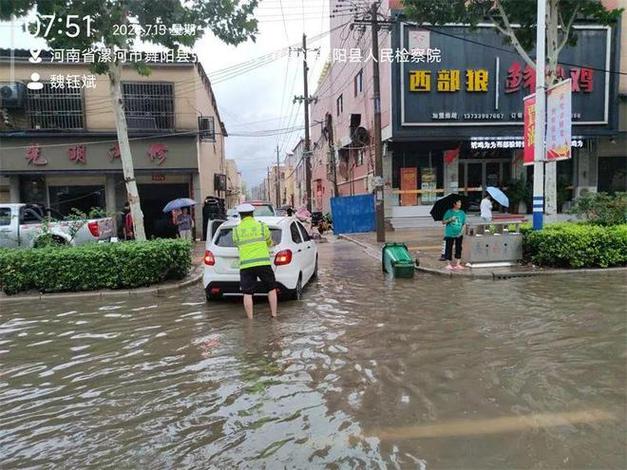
243, 201, 276, 216
203, 216, 318, 301
0, 203, 114, 249
224, 202, 276, 219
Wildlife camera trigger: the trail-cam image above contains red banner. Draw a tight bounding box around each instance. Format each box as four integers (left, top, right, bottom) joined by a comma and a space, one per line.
523, 94, 536, 166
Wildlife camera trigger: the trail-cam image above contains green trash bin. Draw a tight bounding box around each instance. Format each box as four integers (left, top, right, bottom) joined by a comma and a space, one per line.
382, 243, 415, 278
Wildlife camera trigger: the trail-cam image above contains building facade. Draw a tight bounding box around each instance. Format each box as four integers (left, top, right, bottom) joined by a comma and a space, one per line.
225, 159, 243, 209
0, 50, 227, 238
311, 0, 624, 221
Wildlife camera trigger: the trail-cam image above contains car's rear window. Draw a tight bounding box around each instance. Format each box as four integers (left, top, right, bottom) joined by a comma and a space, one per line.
253, 206, 274, 216
215, 227, 281, 247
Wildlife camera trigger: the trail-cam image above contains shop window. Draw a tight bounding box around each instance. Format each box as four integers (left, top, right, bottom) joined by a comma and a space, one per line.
598, 157, 627, 193
19, 176, 46, 206
123, 82, 175, 130
48, 185, 105, 216
26, 83, 84, 129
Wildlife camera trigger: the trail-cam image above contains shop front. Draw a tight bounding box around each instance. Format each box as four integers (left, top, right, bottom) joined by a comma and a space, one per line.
388, 22, 619, 215
0, 136, 200, 238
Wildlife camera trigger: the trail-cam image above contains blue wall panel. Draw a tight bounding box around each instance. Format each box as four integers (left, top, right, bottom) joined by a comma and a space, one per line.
330, 195, 375, 235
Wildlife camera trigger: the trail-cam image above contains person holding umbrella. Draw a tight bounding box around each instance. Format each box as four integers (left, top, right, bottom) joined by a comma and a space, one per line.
430, 194, 469, 265
176, 207, 194, 241
442, 198, 467, 270
163, 198, 197, 241
480, 193, 494, 223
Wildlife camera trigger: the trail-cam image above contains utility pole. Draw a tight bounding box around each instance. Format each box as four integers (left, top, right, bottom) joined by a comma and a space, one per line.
293, 34, 319, 213
327, 115, 339, 197
267, 166, 271, 202
370, 2, 385, 243
275, 145, 281, 207
353, 3, 392, 242
533, 0, 547, 230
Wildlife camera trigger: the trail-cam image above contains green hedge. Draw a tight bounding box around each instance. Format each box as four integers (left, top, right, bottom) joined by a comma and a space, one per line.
522, 223, 627, 269
0, 239, 192, 295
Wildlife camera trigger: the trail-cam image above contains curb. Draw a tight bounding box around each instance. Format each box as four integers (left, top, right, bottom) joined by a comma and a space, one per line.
338, 234, 627, 280
0, 266, 204, 304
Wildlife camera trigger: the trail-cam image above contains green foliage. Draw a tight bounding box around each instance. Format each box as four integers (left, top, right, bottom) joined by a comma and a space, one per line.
1, 0, 259, 64
506, 178, 531, 211
0, 239, 192, 295
523, 223, 627, 268
401, 0, 622, 53
569, 192, 627, 226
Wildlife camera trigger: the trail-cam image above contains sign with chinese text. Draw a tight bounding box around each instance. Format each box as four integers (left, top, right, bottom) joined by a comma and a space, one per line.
68, 145, 87, 164
399, 24, 612, 129
400, 167, 417, 206
523, 94, 536, 166
546, 79, 572, 161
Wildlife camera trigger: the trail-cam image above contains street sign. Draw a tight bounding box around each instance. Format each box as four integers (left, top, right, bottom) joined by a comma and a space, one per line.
546, 79, 573, 161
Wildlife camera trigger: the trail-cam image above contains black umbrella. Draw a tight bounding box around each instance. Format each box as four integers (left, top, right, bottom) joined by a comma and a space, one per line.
430, 193, 470, 221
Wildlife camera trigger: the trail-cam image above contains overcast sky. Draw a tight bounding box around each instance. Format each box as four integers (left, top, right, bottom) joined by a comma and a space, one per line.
0, 0, 340, 189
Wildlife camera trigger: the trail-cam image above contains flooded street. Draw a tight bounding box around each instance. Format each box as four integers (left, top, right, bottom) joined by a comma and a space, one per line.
1, 239, 625, 469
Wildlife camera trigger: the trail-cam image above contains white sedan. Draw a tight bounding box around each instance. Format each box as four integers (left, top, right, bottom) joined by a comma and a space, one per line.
203, 217, 318, 301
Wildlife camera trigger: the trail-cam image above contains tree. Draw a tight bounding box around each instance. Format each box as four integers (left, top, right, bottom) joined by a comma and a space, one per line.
2, 0, 258, 240
402, 0, 622, 214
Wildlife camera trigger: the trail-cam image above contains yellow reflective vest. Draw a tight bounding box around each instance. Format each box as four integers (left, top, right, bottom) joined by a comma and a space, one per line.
232, 216, 272, 269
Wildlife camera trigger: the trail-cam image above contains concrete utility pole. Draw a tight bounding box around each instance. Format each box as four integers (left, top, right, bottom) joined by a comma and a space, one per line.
275, 145, 281, 207
533, 0, 547, 230
370, 2, 385, 243
267, 167, 271, 202
327, 115, 339, 197
293, 34, 319, 212
354, 3, 392, 242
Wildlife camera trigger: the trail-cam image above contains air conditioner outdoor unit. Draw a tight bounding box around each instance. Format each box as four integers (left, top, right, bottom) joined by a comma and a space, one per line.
0, 82, 26, 108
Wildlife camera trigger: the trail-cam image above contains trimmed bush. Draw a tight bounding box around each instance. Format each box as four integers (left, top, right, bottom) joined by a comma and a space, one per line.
0, 239, 192, 295
569, 192, 627, 226
523, 223, 627, 269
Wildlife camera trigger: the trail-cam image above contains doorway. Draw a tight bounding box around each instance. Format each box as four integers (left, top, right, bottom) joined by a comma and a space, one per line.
138, 183, 190, 239
459, 159, 511, 210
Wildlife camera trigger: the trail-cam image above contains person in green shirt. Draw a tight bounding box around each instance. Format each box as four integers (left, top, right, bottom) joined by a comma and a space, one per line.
442, 198, 467, 270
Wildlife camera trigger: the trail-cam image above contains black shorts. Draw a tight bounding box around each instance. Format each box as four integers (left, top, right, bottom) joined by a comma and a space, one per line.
240, 265, 276, 295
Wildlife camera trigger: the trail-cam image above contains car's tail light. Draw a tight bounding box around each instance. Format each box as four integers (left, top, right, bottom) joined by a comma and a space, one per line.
204, 250, 216, 266
274, 249, 292, 266
87, 221, 100, 237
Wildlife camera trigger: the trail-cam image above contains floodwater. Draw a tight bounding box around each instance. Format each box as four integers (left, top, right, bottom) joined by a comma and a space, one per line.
1, 240, 625, 469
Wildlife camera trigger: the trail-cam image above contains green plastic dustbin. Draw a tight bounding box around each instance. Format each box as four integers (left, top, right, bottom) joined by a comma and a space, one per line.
382, 243, 415, 278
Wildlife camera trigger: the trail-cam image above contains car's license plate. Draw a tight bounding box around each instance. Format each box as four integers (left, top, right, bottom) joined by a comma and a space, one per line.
231, 259, 239, 269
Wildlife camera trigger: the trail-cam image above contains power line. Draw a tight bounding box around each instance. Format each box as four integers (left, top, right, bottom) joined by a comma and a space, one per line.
0, 125, 306, 150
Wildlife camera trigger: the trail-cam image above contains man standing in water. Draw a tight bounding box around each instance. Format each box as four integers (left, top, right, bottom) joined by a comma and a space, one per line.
232, 204, 278, 319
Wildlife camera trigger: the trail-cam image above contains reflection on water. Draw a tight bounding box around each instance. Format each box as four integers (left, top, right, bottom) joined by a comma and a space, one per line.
0, 240, 625, 468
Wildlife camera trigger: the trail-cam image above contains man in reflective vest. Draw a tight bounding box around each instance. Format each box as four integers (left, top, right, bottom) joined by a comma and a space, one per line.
232, 203, 277, 319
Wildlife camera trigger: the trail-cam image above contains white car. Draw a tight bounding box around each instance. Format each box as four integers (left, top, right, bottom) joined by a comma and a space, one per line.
203, 216, 318, 301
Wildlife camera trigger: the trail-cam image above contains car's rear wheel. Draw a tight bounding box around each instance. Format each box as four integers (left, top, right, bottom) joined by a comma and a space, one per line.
287, 275, 303, 301
311, 256, 318, 280
205, 290, 222, 302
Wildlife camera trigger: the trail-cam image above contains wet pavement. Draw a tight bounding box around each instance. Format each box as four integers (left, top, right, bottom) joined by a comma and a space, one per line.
1, 239, 625, 468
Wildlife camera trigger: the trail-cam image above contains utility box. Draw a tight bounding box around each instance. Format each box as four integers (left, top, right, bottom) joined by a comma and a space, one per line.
382, 243, 415, 278
464, 220, 525, 266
